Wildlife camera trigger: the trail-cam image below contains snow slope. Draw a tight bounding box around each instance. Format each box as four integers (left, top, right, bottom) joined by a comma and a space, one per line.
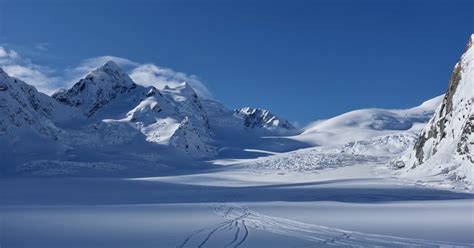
2, 165, 473, 247
293, 96, 443, 146
0, 68, 73, 174
0, 67, 61, 137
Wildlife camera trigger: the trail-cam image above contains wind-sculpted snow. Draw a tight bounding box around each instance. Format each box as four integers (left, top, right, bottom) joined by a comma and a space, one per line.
177, 203, 470, 247
241, 148, 386, 173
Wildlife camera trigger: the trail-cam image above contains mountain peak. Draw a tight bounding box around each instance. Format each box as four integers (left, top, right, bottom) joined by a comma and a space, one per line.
101, 60, 122, 71
90, 60, 129, 81
52, 60, 137, 116
234, 107, 296, 132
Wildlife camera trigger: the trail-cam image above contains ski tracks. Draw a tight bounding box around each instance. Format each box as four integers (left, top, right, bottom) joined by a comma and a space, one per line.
176, 203, 471, 248
176, 205, 250, 248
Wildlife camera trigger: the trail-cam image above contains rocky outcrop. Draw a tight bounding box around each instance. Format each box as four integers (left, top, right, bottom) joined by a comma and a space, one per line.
400, 34, 474, 184
234, 107, 296, 133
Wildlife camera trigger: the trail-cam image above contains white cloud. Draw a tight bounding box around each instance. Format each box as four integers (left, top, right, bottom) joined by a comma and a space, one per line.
0, 46, 213, 99
64, 55, 140, 85
0, 46, 60, 94
74, 55, 139, 73
2, 65, 60, 92
130, 64, 213, 99
0, 47, 19, 59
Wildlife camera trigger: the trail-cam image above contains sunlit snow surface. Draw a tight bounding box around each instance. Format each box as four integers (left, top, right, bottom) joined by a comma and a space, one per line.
2, 164, 473, 247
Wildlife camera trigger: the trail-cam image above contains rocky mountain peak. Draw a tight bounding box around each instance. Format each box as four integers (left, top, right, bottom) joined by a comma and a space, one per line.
234, 107, 296, 132
101, 60, 121, 70
52, 61, 138, 116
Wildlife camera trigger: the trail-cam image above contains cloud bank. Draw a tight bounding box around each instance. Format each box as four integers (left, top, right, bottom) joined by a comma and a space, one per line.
0, 46, 213, 99
129, 64, 213, 99
0, 46, 61, 94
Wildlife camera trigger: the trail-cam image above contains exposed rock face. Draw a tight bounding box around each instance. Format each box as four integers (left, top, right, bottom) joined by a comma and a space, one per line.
52, 61, 137, 117
402, 34, 474, 183
169, 116, 215, 157
234, 107, 296, 133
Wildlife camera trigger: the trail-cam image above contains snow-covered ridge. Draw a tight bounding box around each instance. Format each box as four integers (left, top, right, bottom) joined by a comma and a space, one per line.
0, 67, 60, 137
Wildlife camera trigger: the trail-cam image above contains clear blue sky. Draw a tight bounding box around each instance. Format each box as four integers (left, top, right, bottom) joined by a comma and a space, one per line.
0, 0, 473, 125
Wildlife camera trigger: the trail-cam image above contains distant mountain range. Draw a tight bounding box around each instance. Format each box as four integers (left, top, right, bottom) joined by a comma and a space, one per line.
1, 35, 472, 186
0, 60, 298, 175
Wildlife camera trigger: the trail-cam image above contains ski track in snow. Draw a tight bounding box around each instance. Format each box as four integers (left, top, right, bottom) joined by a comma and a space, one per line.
176, 203, 472, 248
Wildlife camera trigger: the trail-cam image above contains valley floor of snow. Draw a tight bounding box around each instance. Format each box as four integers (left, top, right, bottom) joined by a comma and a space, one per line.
1, 160, 473, 248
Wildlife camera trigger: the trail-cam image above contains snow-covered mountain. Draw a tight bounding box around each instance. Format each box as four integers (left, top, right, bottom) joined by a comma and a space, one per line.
0, 67, 59, 137
52, 61, 138, 117
0, 68, 73, 175
233, 107, 297, 134
52, 61, 215, 157
1, 61, 300, 175
398, 35, 474, 184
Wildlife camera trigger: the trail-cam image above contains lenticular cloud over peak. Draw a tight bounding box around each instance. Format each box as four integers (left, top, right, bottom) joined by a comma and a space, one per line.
129, 63, 213, 99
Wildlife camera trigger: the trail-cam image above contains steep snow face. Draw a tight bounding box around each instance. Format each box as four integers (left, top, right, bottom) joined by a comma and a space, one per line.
234, 107, 296, 134
0, 68, 60, 137
400, 34, 474, 184
160, 82, 211, 139
294, 96, 443, 146
120, 83, 215, 156
52, 61, 137, 117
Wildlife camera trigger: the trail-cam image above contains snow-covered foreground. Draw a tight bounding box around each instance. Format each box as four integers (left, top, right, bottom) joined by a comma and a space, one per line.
2, 164, 473, 247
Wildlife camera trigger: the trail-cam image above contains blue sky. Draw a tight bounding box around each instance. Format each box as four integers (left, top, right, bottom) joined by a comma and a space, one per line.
0, 0, 473, 125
